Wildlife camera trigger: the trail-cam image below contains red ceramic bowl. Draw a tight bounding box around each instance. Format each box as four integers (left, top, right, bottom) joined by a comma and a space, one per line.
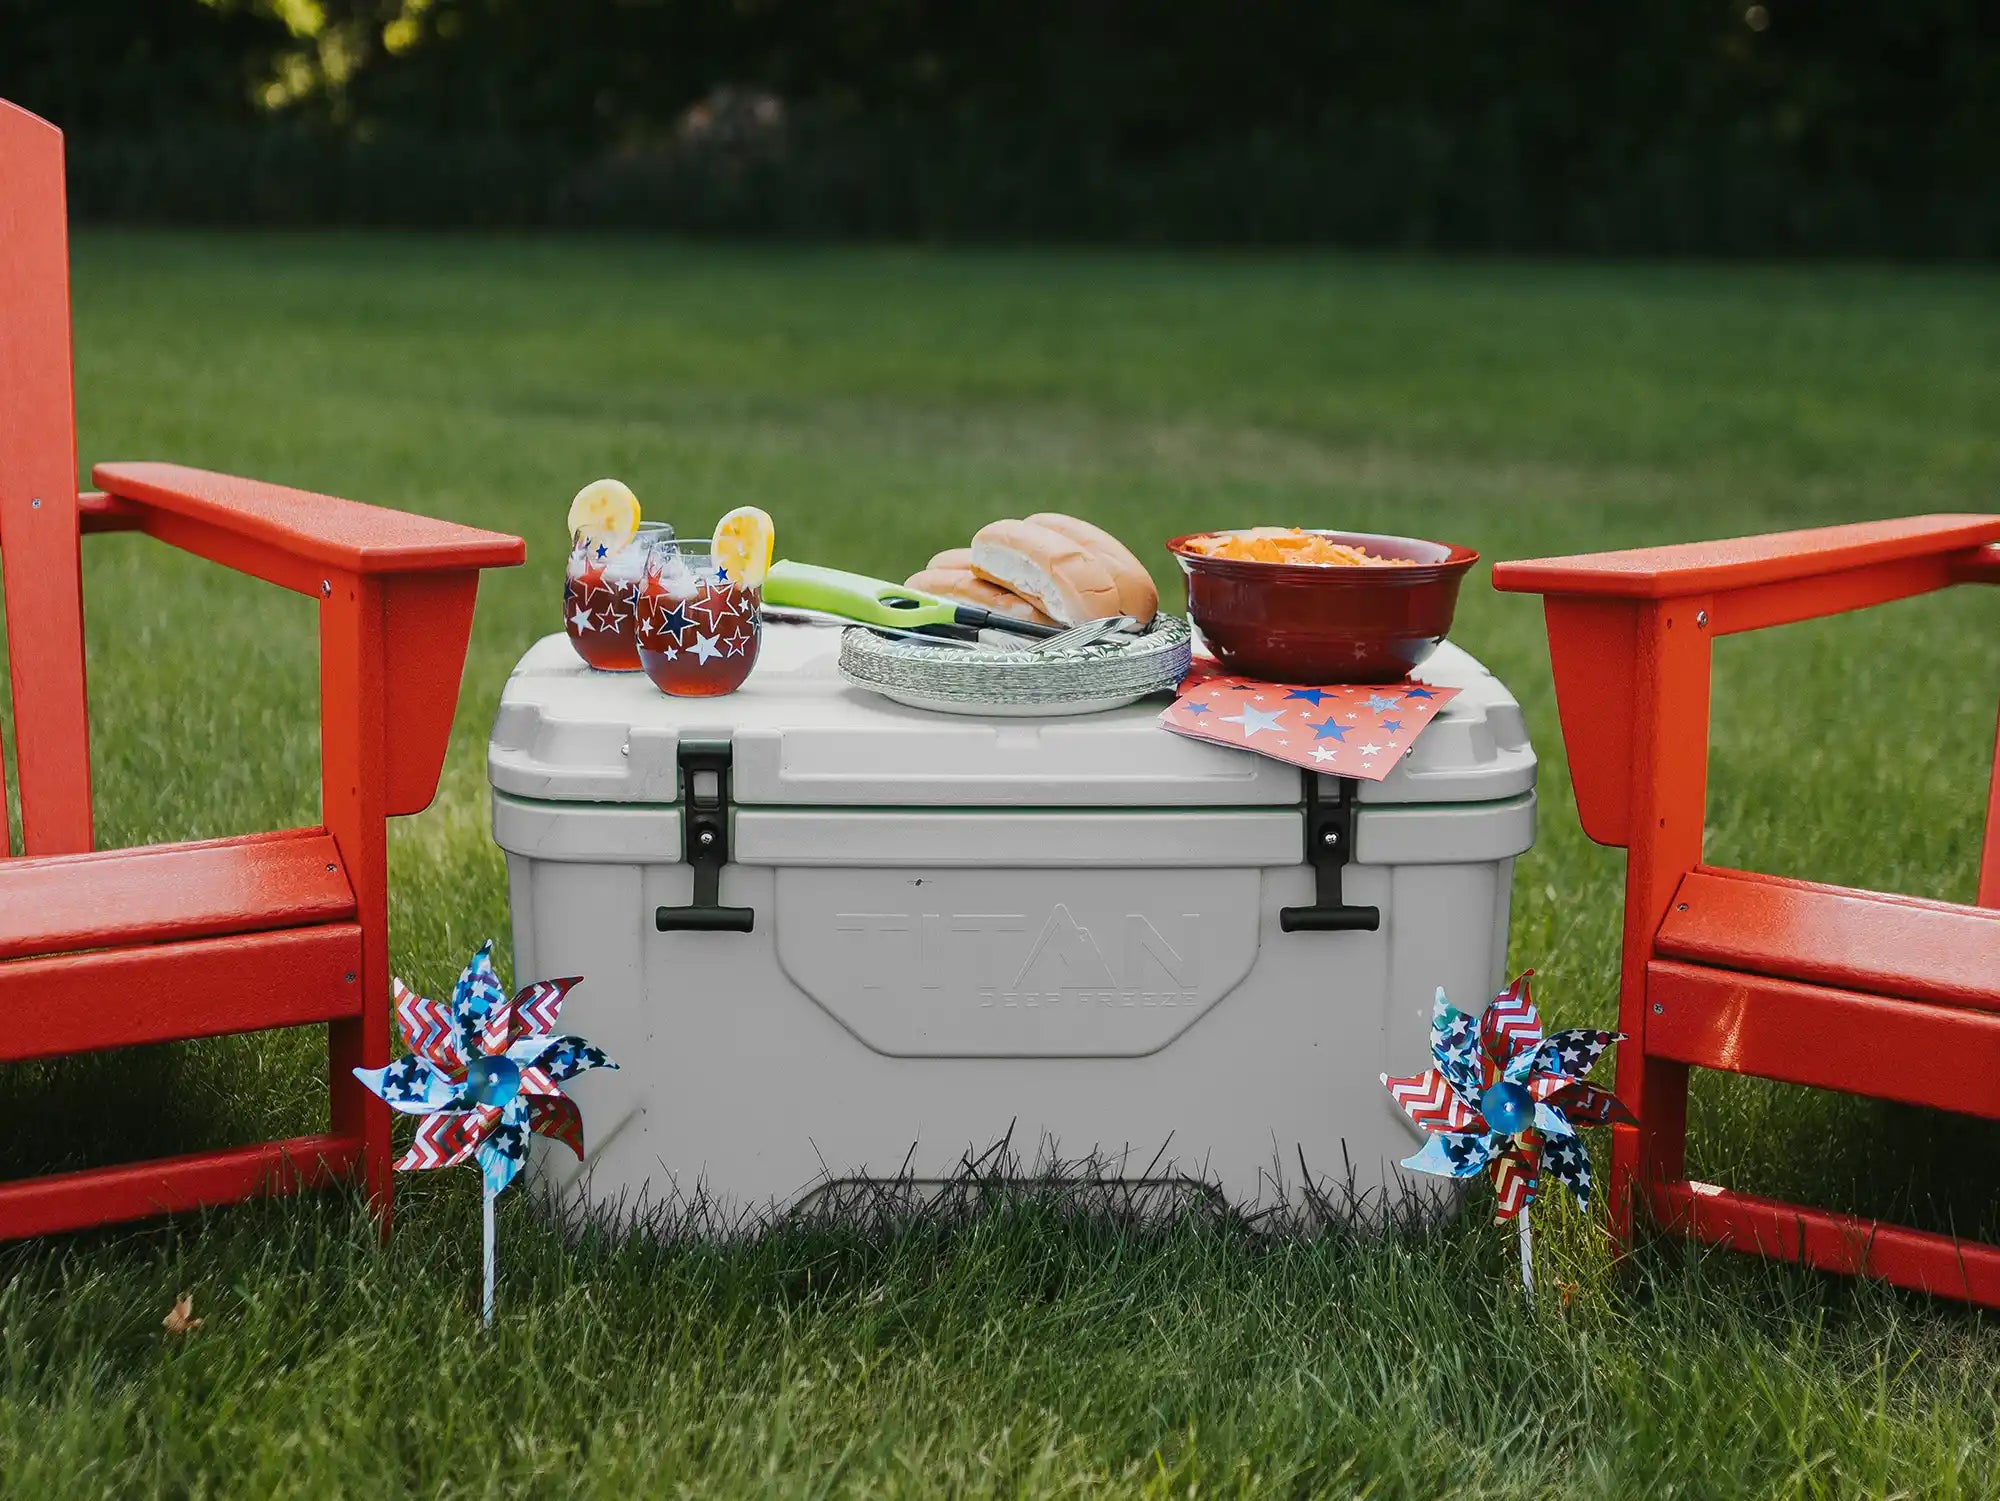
1167, 529, 1478, 683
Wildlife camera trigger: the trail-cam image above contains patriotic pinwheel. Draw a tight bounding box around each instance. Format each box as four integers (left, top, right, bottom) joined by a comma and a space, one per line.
353, 940, 615, 1323
1381, 972, 1632, 1297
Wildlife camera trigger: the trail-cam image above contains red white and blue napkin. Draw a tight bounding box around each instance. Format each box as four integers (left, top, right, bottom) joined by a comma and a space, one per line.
1159, 663, 1459, 780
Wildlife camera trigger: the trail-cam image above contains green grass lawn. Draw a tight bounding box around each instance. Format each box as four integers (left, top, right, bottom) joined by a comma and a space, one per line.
2, 235, 1997, 1497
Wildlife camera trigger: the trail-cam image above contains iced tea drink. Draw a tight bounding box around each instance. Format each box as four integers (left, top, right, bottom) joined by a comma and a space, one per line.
636, 539, 762, 696
564, 522, 671, 671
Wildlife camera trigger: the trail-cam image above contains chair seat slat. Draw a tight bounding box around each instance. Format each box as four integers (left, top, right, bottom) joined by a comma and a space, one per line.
0, 828, 356, 960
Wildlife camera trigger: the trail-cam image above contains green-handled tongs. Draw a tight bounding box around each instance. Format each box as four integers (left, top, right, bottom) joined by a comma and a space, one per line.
763, 560, 1066, 640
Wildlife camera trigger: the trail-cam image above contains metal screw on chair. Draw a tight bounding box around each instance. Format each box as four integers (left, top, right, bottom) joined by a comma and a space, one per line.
30, 497, 41, 509
321, 579, 332, 597
344, 972, 356, 983
1653, 1002, 1663, 1014
698, 829, 715, 847
1322, 828, 1340, 848
1676, 902, 1688, 911
1695, 610, 1709, 628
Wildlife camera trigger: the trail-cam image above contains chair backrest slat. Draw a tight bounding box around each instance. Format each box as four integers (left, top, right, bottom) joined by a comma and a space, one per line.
1981, 706, 1999, 909
0, 100, 93, 855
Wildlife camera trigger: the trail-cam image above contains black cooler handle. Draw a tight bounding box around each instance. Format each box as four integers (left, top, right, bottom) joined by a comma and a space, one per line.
654, 741, 755, 933
1278, 775, 1381, 933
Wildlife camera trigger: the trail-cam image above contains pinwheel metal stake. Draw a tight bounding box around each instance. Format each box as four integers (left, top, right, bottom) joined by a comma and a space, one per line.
354, 941, 616, 1326
1382, 972, 1634, 1302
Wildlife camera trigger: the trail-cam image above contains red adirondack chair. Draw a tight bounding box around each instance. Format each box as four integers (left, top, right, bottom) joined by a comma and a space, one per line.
1494, 518, 2000, 1306
0, 100, 524, 1239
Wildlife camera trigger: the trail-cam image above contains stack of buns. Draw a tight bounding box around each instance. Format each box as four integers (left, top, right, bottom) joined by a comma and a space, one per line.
906, 514, 1158, 628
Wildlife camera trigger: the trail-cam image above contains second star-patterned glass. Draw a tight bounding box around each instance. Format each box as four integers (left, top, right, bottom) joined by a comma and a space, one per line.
635, 537, 762, 696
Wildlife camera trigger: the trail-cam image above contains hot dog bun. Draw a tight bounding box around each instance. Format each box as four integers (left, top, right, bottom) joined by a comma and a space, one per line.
927, 547, 976, 571
905, 567, 1057, 625
1024, 513, 1157, 624
970, 519, 1122, 626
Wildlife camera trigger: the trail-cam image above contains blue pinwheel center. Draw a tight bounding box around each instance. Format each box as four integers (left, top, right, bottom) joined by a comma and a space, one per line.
463, 1054, 522, 1108
1479, 1079, 1534, 1136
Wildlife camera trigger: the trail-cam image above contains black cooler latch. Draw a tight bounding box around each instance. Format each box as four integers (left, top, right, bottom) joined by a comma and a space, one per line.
1279, 774, 1381, 933
655, 739, 756, 933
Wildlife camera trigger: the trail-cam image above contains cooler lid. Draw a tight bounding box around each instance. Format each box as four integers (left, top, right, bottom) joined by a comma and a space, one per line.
487, 625, 1534, 808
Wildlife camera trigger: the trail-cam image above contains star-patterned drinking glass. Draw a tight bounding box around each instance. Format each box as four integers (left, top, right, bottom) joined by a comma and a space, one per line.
635, 537, 762, 696
564, 521, 673, 671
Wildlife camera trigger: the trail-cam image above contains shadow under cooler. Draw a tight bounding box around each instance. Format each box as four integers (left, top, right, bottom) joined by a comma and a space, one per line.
488, 625, 1535, 1227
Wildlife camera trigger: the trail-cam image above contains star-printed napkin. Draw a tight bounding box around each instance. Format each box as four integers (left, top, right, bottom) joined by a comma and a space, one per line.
1160, 663, 1459, 779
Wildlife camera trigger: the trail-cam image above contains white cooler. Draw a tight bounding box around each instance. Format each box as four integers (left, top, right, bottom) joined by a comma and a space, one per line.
487, 625, 1536, 1227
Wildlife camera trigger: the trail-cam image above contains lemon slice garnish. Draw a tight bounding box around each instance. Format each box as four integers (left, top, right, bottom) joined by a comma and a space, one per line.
567, 478, 641, 550
711, 505, 775, 587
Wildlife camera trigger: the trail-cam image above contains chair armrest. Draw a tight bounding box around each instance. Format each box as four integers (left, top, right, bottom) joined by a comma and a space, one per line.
1495, 513, 2000, 642
1492, 514, 2000, 601
92, 461, 524, 820
1492, 513, 2000, 852
92, 462, 524, 586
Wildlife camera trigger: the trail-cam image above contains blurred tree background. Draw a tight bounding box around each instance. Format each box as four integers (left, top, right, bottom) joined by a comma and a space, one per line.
3, 0, 1996, 254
